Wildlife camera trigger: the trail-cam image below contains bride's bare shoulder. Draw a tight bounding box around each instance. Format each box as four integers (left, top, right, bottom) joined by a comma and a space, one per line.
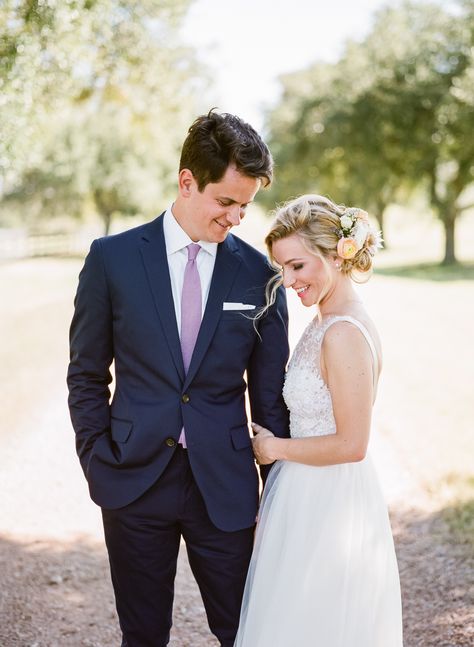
322, 309, 383, 370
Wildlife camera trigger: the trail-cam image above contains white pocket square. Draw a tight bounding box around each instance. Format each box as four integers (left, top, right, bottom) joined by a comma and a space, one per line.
223, 302, 256, 311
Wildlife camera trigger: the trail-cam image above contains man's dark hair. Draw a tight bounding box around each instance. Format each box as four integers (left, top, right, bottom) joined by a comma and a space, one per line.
179, 109, 273, 191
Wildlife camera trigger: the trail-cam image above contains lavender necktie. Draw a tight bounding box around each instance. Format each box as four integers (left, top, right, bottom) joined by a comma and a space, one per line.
178, 243, 201, 447
180, 243, 202, 372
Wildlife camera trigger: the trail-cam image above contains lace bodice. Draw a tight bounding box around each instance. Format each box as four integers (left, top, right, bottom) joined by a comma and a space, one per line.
282, 315, 377, 439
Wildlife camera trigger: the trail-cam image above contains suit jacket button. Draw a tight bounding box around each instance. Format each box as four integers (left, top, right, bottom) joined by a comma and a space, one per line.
165, 437, 176, 447
181, 393, 190, 403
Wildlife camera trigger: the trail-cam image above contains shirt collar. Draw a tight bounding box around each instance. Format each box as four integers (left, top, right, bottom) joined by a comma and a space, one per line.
163, 206, 218, 257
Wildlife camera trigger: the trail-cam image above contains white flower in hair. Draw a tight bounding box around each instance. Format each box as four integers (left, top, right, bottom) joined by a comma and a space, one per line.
368, 230, 384, 256
340, 215, 353, 230
352, 220, 368, 248
337, 207, 383, 260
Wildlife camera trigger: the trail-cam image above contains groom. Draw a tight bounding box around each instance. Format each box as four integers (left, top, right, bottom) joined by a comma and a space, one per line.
67, 109, 289, 647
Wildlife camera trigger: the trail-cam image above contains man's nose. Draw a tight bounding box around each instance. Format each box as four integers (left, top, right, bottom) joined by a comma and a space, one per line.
226, 206, 242, 226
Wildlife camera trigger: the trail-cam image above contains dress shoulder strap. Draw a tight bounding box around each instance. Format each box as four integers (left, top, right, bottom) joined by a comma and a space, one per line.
321, 315, 379, 395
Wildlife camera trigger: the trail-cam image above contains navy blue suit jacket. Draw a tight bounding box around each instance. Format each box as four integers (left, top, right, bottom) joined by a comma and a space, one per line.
67, 213, 289, 531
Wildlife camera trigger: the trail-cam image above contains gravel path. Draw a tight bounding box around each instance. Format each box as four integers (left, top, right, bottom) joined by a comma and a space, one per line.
2, 421, 473, 647
1, 258, 473, 646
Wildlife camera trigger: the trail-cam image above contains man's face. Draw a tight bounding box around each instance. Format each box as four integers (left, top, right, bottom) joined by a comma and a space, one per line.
178, 165, 261, 243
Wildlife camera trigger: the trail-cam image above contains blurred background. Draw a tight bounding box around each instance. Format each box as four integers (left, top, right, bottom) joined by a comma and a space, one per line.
1, 1, 473, 645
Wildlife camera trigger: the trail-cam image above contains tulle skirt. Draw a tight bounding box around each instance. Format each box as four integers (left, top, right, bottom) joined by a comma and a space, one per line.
235, 456, 403, 646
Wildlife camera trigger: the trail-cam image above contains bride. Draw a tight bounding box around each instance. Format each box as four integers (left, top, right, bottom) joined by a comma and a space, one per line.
234, 195, 403, 646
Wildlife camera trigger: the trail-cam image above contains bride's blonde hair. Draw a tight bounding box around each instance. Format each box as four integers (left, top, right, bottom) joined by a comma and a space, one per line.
260, 194, 376, 320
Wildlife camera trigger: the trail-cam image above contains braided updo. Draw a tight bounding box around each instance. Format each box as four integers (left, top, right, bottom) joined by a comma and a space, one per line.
257, 194, 382, 320
265, 194, 380, 277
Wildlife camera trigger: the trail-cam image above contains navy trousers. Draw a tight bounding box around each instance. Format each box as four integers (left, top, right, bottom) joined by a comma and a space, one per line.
102, 446, 255, 647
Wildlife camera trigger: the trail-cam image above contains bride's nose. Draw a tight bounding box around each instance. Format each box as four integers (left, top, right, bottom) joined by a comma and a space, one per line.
282, 269, 295, 289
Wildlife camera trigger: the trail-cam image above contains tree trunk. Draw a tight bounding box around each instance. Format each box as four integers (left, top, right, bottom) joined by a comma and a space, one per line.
442, 211, 457, 266
103, 211, 112, 236
374, 201, 387, 249
430, 170, 459, 266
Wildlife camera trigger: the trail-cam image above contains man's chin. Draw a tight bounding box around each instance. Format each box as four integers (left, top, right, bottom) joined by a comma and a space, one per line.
212, 226, 231, 242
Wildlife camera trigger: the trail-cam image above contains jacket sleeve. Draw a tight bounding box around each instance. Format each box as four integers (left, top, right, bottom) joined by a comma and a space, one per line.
246, 282, 290, 480
67, 239, 114, 477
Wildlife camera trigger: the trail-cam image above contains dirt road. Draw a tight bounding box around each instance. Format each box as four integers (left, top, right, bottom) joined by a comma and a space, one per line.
1, 257, 472, 646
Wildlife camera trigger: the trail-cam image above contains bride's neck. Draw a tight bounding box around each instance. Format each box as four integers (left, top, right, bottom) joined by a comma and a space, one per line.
318, 280, 361, 316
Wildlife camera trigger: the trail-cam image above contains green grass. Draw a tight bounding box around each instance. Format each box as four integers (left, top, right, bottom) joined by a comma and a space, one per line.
439, 475, 474, 550
375, 261, 474, 281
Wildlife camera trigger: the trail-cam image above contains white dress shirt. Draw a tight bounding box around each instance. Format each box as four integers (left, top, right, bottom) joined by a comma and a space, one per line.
163, 206, 217, 333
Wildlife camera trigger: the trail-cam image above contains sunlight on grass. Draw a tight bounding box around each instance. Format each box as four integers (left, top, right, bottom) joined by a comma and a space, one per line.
436, 475, 474, 551
376, 262, 474, 282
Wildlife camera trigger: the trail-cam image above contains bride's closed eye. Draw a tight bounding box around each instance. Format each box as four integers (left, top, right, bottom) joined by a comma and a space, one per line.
293, 264, 303, 270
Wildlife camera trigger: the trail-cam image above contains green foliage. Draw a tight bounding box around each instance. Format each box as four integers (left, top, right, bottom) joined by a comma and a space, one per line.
0, 0, 208, 232
440, 474, 474, 551
264, 1, 474, 264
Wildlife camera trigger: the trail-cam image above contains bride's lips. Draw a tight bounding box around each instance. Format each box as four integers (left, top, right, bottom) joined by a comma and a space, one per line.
295, 285, 310, 298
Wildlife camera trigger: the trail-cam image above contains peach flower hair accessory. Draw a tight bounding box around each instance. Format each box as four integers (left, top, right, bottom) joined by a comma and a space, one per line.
337, 237, 358, 259
336, 207, 383, 260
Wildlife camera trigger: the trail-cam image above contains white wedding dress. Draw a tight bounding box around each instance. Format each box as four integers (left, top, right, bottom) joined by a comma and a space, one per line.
235, 315, 403, 647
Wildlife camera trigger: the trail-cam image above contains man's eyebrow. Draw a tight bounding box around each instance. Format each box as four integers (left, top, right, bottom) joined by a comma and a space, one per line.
218, 196, 254, 204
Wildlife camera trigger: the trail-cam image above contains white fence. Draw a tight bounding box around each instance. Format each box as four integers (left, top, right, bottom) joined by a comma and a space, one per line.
0, 229, 94, 261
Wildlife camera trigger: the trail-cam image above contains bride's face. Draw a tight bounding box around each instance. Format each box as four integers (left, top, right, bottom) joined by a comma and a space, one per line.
272, 234, 336, 307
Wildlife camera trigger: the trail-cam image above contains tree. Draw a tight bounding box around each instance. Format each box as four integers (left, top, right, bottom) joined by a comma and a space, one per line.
359, 1, 474, 264
264, 1, 474, 264
1, 0, 208, 232
263, 46, 407, 241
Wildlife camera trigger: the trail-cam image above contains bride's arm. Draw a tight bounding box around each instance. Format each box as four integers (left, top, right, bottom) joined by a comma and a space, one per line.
252, 322, 375, 466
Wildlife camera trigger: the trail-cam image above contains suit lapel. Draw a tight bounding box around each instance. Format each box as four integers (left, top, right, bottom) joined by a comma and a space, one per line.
184, 235, 242, 388
139, 214, 185, 382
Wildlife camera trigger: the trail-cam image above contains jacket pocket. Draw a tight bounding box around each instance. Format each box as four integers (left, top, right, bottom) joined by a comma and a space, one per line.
110, 417, 133, 444
220, 311, 255, 323
230, 424, 251, 450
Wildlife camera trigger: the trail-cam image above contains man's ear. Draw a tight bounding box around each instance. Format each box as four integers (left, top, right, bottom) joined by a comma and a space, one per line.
178, 168, 195, 197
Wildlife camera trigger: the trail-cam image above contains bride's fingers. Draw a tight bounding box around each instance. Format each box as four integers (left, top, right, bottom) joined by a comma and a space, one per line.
251, 422, 271, 436
251, 422, 263, 434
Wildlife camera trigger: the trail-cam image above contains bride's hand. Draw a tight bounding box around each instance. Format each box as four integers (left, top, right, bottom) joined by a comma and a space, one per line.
251, 422, 280, 465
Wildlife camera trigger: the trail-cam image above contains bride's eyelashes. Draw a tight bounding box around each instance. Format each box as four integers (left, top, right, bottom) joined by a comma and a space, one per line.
293, 264, 303, 270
